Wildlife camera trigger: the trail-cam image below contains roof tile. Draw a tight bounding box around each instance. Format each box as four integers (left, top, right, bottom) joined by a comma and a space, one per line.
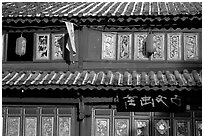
2, 69, 201, 91
2, 2, 201, 24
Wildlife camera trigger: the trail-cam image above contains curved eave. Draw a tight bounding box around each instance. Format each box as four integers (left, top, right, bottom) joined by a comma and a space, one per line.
2, 85, 200, 92
2, 14, 202, 24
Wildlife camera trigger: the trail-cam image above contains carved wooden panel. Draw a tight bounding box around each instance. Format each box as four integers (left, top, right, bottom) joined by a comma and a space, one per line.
195, 121, 202, 136
155, 119, 170, 136
51, 34, 64, 60
184, 33, 198, 60
151, 33, 165, 60
167, 33, 182, 60
134, 33, 148, 60
95, 118, 109, 136
114, 118, 129, 136
7, 117, 20, 136
174, 120, 190, 136
35, 33, 50, 60
135, 119, 149, 136
58, 117, 71, 136
118, 34, 132, 60
25, 117, 37, 136
102, 32, 116, 60
41, 117, 54, 136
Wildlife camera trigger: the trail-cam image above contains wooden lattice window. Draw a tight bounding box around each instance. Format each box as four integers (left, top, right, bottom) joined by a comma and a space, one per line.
2, 106, 74, 136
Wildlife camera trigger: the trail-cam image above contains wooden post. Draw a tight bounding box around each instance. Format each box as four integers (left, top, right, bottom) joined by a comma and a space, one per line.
78, 95, 86, 136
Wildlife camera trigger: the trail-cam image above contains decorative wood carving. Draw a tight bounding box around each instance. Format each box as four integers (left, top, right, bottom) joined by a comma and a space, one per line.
184, 33, 198, 60
118, 33, 132, 60
167, 33, 181, 60
134, 33, 148, 60
102, 32, 116, 60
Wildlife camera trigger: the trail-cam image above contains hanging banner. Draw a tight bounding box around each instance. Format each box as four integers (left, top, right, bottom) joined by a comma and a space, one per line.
116, 92, 186, 112
64, 21, 77, 56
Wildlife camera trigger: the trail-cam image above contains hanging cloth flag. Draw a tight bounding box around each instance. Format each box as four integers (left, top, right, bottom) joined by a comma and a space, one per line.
64, 21, 77, 56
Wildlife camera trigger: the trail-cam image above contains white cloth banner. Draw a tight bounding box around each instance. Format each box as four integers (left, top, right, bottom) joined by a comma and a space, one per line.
64, 21, 76, 56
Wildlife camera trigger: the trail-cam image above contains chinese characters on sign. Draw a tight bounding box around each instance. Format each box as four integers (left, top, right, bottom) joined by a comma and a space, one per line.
117, 93, 184, 112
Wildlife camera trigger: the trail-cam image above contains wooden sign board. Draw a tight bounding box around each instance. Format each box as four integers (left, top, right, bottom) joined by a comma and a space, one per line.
116, 92, 186, 112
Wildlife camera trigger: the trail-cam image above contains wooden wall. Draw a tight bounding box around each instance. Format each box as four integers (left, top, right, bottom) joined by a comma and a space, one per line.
2, 27, 202, 72
80, 27, 202, 72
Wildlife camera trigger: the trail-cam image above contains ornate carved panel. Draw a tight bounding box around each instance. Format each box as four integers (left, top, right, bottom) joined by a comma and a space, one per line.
102, 32, 116, 60
41, 117, 54, 136
7, 117, 20, 136
95, 118, 109, 136
167, 33, 182, 60
134, 33, 148, 60
51, 34, 64, 60
151, 33, 165, 60
155, 119, 170, 136
114, 119, 129, 136
58, 117, 71, 136
184, 33, 198, 60
174, 120, 190, 136
118, 34, 132, 60
25, 117, 37, 136
135, 119, 149, 136
35, 33, 50, 60
195, 121, 202, 136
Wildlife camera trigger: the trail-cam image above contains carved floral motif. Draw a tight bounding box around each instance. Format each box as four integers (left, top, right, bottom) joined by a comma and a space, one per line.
25, 117, 37, 136
196, 121, 202, 136
184, 33, 198, 60
151, 34, 165, 60
115, 119, 129, 136
102, 32, 116, 60
167, 33, 181, 60
175, 120, 190, 136
135, 120, 149, 136
118, 34, 132, 60
42, 117, 53, 136
7, 117, 20, 136
58, 117, 71, 136
134, 33, 148, 60
95, 119, 109, 136
52, 34, 64, 60
155, 119, 169, 136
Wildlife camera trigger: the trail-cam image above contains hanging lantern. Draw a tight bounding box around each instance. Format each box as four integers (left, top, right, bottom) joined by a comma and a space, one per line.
16, 34, 26, 56
145, 31, 156, 57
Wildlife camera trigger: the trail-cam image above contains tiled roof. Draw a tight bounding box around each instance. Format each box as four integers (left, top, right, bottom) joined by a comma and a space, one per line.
2, 70, 201, 91
2, 2, 202, 17
2, 2, 202, 24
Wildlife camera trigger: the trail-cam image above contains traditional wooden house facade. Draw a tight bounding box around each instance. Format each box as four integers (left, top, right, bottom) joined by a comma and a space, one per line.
2, 2, 202, 136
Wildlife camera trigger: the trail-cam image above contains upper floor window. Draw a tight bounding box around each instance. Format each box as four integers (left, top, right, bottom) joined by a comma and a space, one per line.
34, 33, 65, 61
3, 32, 65, 62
